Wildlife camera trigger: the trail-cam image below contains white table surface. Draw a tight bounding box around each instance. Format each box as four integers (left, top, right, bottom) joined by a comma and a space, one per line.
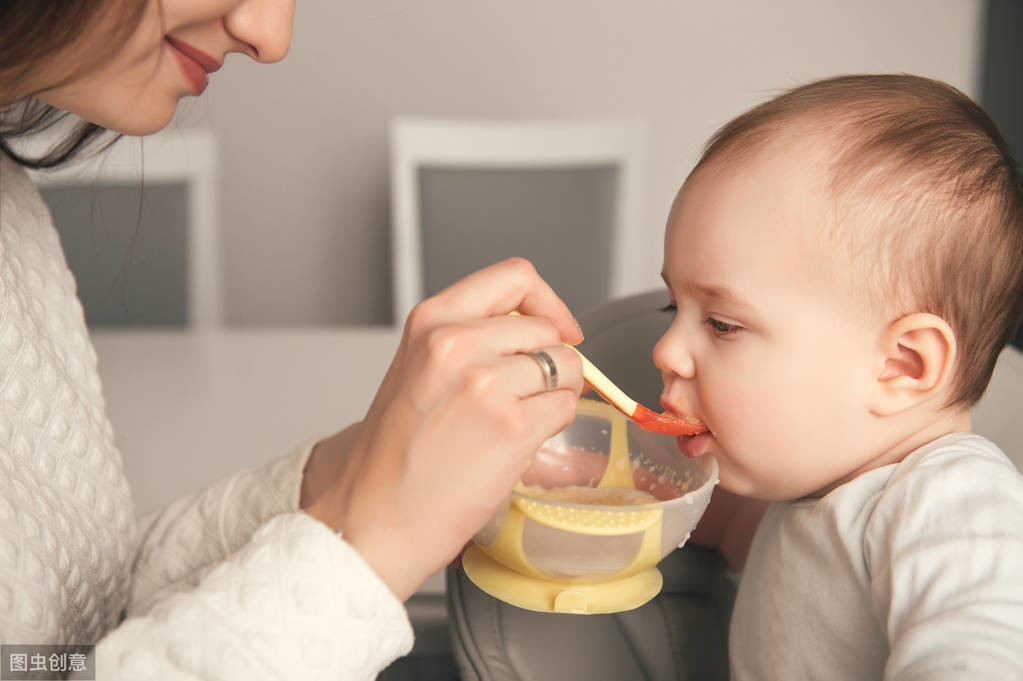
92, 327, 447, 593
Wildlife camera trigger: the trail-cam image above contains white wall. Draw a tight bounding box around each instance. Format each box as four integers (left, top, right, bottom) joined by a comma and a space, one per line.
170, 0, 984, 326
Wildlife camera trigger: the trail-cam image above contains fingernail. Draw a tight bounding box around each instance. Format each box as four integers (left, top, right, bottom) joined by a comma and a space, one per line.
574, 318, 585, 340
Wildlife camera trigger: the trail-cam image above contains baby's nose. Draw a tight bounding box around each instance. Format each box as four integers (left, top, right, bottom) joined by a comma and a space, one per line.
653, 328, 696, 381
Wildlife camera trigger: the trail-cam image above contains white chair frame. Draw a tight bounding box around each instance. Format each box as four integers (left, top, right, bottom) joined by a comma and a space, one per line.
389, 118, 648, 326
30, 128, 221, 328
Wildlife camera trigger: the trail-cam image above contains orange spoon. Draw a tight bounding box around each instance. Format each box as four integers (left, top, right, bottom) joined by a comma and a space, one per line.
569, 346, 707, 436
509, 311, 706, 436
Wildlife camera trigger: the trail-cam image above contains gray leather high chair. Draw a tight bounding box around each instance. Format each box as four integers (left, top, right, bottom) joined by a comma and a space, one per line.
446, 291, 735, 681
445, 290, 1023, 681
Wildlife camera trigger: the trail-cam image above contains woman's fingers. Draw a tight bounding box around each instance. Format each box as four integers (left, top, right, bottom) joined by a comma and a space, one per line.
395, 312, 581, 409
421, 313, 565, 363
453, 345, 582, 402
507, 346, 583, 398
515, 387, 580, 463
409, 258, 583, 345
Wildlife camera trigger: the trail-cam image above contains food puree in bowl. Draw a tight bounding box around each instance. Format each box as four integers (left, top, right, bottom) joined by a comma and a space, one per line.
521, 485, 658, 506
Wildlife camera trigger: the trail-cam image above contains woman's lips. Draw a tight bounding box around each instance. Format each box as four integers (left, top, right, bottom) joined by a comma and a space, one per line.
165, 37, 221, 96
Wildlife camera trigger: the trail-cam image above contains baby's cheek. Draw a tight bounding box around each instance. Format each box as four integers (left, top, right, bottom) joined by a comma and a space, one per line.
709, 378, 797, 476
711, 375, 784, 433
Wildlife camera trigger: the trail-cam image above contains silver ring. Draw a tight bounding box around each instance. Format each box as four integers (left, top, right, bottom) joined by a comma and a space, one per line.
525, 351, 559, 391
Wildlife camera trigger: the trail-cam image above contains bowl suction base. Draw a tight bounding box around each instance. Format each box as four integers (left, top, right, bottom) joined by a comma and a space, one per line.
462, 545, 662, 615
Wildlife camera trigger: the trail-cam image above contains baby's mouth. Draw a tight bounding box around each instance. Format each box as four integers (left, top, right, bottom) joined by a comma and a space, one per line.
659, 397, 703, 430
659, 398, 712, 457
676, 430, 713, 458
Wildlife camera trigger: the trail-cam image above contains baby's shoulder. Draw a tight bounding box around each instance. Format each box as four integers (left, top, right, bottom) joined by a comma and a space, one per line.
866, 433, 1023, 547
891, 432, 1019, 489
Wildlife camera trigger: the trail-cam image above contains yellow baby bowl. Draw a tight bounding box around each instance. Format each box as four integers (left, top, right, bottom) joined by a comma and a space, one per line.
463, 398, 718, 614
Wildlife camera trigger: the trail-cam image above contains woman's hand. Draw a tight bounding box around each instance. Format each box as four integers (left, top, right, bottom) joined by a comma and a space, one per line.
300, 422, 362, 510
303, 258, 584, 601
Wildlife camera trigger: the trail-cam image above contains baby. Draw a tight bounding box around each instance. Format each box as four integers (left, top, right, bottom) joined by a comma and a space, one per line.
654, 74, 1023, 678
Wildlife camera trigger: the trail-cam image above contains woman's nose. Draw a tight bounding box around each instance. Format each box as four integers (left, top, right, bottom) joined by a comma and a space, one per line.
653, 325, 696, 381
225, 0, 295, 63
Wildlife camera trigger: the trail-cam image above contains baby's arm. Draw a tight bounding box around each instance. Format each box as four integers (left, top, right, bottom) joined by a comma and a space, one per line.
865, 445, 1023, 679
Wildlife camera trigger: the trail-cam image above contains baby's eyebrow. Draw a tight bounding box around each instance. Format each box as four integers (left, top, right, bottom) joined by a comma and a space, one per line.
661, 272, 755, 311
690, 283, 753, 310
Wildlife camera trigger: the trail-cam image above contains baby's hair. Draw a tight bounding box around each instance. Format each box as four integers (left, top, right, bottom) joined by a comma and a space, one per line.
692, 74, 1023, 408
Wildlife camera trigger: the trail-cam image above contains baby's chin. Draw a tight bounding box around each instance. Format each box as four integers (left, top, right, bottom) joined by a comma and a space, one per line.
716, 466, 817, 502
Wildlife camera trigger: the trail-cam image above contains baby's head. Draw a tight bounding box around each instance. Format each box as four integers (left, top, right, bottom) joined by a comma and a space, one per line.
655, 74, 1023, 500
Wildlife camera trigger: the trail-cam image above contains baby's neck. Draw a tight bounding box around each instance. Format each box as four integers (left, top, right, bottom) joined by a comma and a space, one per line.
882, 408, 972, 463
814, 408, 972, 498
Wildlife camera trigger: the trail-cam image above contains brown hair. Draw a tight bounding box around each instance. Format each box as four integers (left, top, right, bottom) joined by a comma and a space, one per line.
692, 74, 1023, 408
0, 0, 149, 168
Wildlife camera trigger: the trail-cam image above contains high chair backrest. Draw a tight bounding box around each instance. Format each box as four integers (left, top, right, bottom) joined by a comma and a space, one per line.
972, 344, 1023, 471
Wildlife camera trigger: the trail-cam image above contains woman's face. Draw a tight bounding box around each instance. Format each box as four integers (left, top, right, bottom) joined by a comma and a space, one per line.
31, 0, 295, 135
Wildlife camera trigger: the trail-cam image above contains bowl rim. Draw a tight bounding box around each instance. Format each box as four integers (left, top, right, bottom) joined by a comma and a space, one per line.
512, 454, 719, 512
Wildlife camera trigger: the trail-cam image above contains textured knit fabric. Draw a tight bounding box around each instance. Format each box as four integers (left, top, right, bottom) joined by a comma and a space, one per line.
0, 152, 413, 679
730, 432, 1023, 680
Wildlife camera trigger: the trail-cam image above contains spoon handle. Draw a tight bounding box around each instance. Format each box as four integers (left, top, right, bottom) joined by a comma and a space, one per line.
509, 311, 705, 435
569, 346, 638, 415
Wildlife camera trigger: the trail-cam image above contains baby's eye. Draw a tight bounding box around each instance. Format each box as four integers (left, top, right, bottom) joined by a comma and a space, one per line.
705, 317, 740, 337
659, 303, 678, 315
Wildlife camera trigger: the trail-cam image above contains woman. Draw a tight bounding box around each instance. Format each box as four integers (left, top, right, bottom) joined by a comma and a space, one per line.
0, 1, 583, 678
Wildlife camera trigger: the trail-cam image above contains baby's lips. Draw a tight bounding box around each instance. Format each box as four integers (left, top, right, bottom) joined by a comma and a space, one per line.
671, 411, 705, 426
667, 413, 708, 436
635, 406, 706, 436
659, 398, 705, 432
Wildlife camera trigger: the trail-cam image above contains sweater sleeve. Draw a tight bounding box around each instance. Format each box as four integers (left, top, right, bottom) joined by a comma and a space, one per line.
95, 512, 414, 680
127, 441, 317, 616
864, 439, 1023, 680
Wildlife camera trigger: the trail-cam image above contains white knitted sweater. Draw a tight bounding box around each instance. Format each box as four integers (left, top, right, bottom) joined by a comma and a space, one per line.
0, 152, 413, 679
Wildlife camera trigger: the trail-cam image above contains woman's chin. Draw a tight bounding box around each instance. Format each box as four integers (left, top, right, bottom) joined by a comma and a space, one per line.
88, 99, 178, 137
113, 110, 176, 137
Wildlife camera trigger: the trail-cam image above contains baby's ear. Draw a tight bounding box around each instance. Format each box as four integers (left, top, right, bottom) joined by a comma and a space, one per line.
869, 313, 957, 416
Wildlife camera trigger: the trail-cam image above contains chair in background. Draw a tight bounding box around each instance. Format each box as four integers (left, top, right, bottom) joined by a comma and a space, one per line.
30, 128, 221, 328
445, 289, 1023, 681
389, 118, 648, 325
